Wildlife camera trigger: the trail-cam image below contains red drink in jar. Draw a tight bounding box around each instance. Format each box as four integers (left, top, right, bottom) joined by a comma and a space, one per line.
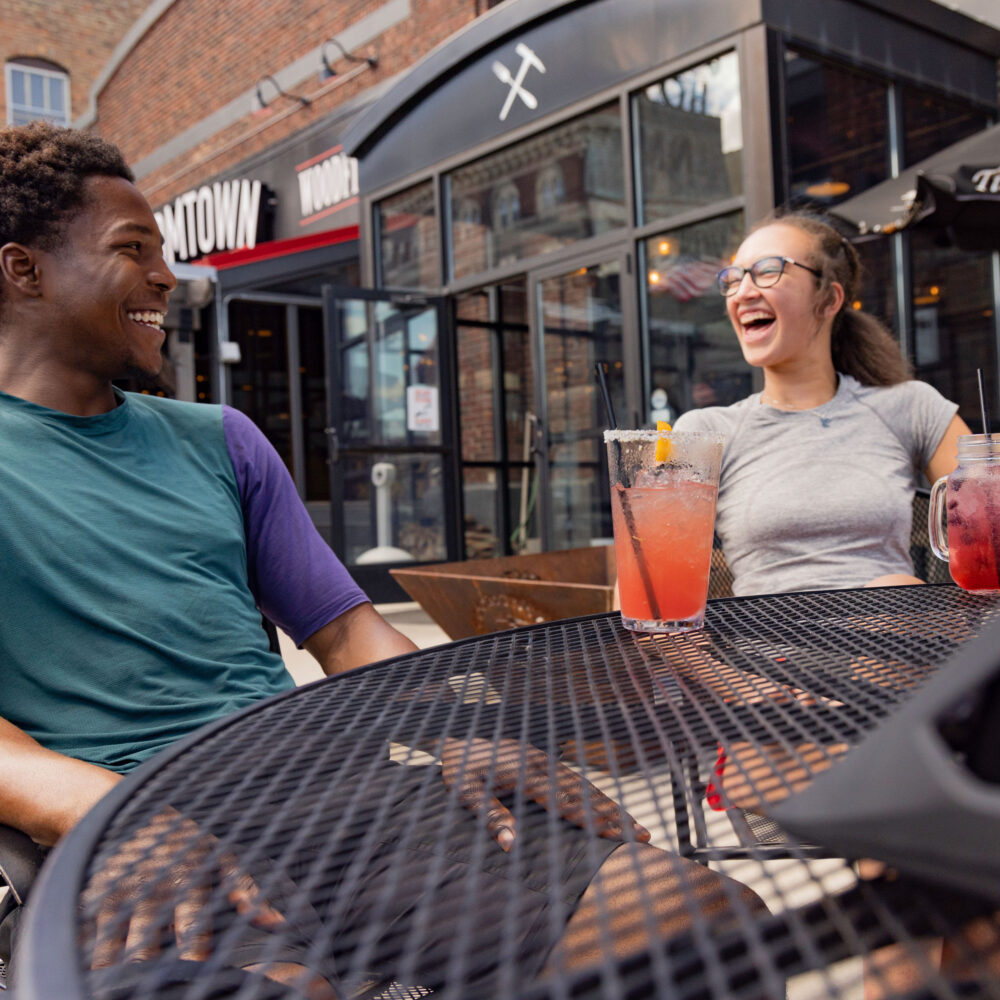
929, 434, 1000, 594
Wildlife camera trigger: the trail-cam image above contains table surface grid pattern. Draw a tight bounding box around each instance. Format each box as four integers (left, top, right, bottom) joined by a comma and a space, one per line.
25, 586, 1000, 999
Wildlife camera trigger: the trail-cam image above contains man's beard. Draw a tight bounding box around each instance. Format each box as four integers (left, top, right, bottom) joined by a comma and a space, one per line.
115, 357, 175, 397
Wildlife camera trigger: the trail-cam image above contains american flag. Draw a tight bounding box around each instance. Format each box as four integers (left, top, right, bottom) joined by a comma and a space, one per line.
655, 257, 721, 302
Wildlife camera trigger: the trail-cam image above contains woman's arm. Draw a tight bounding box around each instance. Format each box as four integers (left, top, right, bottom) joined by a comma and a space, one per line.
925, 413, 973, 483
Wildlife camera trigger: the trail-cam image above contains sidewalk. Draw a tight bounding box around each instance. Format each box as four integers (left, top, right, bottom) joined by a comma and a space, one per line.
279, 602, 448, 685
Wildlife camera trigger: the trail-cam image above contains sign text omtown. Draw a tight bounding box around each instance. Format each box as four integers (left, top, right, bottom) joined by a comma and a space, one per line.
155, 179, 263, 265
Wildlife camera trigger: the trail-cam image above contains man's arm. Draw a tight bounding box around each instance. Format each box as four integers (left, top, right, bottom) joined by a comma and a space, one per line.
0, 716, 121, 846
303, 602, 418, 677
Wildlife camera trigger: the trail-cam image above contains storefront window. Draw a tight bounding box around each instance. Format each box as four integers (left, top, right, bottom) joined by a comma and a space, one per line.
785, 51, 889, 209
340, 453, 447, 563
634, 51, 742, 226
376, 180, 439, 289
539, 260, 622, 549
910, 231, 996, 433
299, 307, 329, 502
455, 281, 534, 557
227, 300, 293, 472
643, 213, 748, 418
902, 87, 991, 167
852, 234, 896, 343
447, 102, 626, 280
372, 302, 441, 446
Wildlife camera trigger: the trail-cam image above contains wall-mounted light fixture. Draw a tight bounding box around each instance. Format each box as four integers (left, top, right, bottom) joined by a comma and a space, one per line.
252, 74, 312, 115
320, 37, 378, 80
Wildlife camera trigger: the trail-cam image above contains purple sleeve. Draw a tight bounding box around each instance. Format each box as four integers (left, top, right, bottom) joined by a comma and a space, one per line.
222, 405, 369, 646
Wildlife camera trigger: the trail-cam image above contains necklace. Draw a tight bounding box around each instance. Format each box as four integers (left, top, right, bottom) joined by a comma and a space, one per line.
759, 390, 836, 427
760, 380, 838, 412
759, 392, 817, 411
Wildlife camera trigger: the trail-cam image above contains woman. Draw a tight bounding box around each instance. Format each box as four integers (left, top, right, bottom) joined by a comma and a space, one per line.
677, 215, 981, 997
674, 212, 970, 595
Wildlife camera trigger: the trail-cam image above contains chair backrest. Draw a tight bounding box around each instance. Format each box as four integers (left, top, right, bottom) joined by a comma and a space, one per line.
0, 823, 48, 975
707, 542, 735, 599
706, 487, 951, 598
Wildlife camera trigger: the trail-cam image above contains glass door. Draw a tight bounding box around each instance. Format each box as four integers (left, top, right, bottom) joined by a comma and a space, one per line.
324, 287, 459, 601
530, 251, 640, 551
224, 293, 331, 542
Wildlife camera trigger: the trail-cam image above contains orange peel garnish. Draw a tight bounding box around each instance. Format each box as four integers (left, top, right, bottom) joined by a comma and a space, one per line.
655, 420, 672, 461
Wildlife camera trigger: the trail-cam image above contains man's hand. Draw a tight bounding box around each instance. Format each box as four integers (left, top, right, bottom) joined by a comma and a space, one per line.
83, 807, 336, 998
439, 737, 650, 852
84, 807, 284, 966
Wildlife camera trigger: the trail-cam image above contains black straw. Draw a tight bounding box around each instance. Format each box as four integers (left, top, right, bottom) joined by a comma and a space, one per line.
594, 362, 661, 620
594, 362, 617, 429
978, 368, 992, 438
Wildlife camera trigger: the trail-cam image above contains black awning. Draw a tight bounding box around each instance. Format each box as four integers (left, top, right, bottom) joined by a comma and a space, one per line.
832, 122, 1000, 251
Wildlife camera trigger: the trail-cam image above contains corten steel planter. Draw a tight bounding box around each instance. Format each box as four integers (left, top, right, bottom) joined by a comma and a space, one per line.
390, 546, 618, 639
391, 544, 738, 639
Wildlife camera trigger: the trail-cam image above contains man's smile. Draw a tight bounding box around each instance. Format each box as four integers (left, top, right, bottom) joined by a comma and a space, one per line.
126, 310, 166, 331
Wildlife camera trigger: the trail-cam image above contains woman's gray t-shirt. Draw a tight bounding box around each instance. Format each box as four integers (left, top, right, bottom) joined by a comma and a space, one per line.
673, 375, 957, 595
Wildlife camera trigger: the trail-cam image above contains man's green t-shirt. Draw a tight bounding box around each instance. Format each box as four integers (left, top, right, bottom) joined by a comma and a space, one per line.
1, 389, 298, 772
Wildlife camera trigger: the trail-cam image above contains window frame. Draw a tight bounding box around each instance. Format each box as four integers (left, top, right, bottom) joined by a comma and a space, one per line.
5, 60, 71, 126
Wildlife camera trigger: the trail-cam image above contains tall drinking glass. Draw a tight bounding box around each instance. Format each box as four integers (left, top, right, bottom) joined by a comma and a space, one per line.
605, 428, 724, 633
929, 433, 1000, 593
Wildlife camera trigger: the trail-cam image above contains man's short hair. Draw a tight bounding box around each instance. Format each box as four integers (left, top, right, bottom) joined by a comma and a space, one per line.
0, 122, 133, 253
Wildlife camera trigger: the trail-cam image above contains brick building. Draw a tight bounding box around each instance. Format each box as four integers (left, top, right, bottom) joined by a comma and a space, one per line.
0, 0, 149, 127
5, 0, 1000, 599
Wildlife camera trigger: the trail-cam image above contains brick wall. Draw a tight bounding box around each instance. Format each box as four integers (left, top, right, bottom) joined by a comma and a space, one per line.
0, 0, 148, 122
90, 0, 480, 206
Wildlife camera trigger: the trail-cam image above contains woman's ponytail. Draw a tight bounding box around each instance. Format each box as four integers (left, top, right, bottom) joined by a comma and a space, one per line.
760, 212, 911, 386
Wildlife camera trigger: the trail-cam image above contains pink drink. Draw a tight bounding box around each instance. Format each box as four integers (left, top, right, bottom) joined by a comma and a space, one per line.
611, 481, 719, 627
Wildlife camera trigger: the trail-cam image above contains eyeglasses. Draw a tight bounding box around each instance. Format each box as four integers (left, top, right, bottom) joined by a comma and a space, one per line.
716, 256, 822, 297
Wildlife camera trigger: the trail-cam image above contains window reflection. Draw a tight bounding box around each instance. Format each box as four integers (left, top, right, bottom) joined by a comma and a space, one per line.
910, 231, 996, 433
298, 307, 329, 503
635, 51, 743, 225
785, 51, 888, 209
643, 214, 748, 417
852, 234, 896, 342
227, 300, 292, 472
341, 453, 446, 564
455, 280, 533, 556
372, 304, 441, 446
338, 303, 370, 446
539, 261, 622, 549
535, 165, 565, 216
376, 181, 439, 289
448, 102, 625, 280
902, 88, 991, 167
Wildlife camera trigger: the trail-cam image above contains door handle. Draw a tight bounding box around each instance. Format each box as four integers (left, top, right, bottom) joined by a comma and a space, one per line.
324, 426, 339, 464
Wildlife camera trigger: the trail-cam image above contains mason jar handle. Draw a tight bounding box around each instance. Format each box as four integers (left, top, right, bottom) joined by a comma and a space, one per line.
928, 476, 950, 561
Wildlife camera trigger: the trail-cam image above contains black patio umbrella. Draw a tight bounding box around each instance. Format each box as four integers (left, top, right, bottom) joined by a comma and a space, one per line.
831, 122, 1000, 251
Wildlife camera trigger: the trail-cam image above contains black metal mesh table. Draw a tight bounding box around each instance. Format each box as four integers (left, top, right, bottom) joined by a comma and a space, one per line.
16, 585, 1000, 1000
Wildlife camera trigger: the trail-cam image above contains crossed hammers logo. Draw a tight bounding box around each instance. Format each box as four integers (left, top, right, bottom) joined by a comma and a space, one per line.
492, 43, 546, 122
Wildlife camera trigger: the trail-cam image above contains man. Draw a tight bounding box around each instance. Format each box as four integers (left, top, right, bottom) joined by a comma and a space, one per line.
0, 123, 766, 996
